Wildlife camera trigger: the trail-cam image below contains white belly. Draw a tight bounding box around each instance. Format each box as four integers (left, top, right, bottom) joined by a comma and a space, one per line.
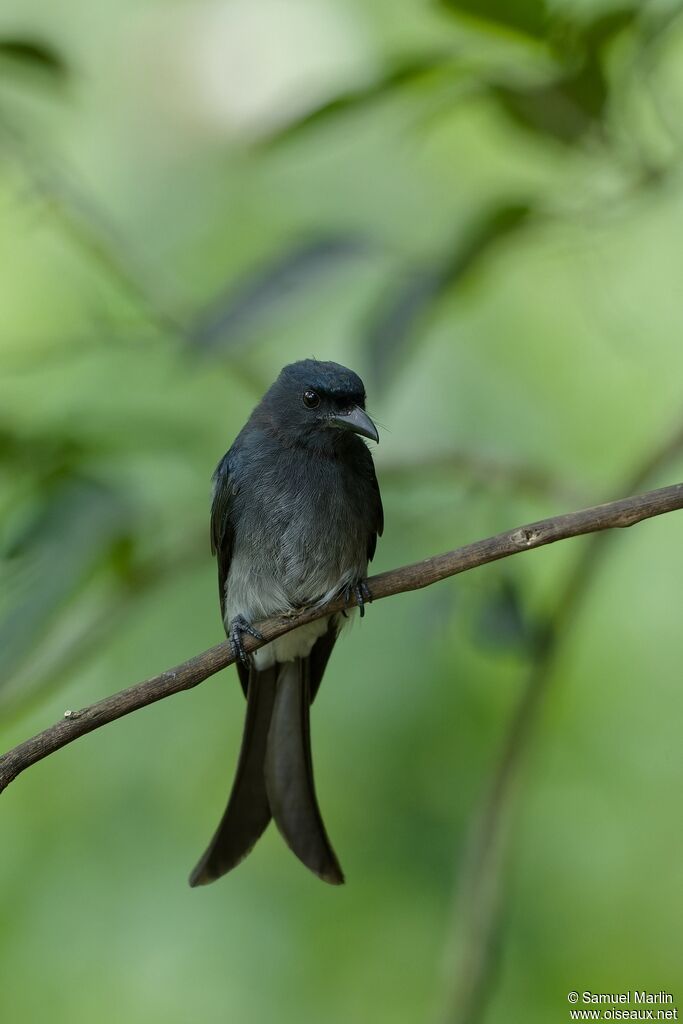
223, 550, 358, 667
253, 617, 332, 669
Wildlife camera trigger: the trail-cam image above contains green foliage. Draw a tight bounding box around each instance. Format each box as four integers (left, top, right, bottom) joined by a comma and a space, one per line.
493, 7, 639, 144
261, 53, 454, 145
188, 234, 369, 352
0, 37, 69, 81
366, 201, 534, 387
440, 0, 549, 40
1, 1, 683, 1022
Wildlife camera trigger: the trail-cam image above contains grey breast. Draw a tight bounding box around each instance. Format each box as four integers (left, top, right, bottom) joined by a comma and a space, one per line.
224, 442, 368, 624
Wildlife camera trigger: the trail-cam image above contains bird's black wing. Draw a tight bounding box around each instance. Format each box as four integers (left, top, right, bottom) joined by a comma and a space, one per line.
309, 444, 383, 703
210, 450, 236, 622
211, 449, 251, 696
360, 442, 384, 563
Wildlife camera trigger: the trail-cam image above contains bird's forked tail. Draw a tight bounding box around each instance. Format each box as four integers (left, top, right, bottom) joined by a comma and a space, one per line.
189, 658, 343, 886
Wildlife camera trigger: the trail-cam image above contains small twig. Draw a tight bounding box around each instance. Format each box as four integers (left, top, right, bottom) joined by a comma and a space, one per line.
1, 481, 682, 794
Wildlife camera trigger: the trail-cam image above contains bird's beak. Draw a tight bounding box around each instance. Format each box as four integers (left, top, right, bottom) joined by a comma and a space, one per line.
329, 406, 379, 444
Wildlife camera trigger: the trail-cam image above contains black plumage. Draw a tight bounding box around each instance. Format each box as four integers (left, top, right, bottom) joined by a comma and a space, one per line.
190, 360, 383, 886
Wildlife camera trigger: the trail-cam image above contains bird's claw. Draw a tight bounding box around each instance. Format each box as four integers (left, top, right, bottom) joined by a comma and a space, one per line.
343, 579, 373, 618
229, 615, 263, 667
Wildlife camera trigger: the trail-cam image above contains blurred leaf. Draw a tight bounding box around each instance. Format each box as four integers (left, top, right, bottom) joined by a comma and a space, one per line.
0, 529, 207, 721
188, 234, 369, 352
439, 0, 549, 40
0, 38, 69, 80
0, 424, 85, 474
380, 449, 584, 504
262, 53, 454, 146
473, 578, 532, 653
0, 476, 132, 688
493, 75, 602, 144
579, 6, 638, 55
366, 267, 443, 386
492, 7, 638, 144
366, 201, 533, 387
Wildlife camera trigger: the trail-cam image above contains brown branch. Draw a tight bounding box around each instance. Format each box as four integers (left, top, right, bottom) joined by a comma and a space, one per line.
1, 481, 682, 796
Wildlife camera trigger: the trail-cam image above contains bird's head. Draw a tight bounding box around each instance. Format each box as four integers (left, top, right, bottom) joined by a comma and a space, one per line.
261, 359, 379, 450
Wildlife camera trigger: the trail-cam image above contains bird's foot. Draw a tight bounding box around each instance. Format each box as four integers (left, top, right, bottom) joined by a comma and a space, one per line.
229, 615, 263, 667
343, 578, 373, 618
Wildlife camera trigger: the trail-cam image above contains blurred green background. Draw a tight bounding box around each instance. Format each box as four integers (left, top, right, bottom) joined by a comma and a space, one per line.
2, 1, 683, 1021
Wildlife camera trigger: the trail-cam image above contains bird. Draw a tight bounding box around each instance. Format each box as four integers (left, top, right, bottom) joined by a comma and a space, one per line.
189, 359, 383, 887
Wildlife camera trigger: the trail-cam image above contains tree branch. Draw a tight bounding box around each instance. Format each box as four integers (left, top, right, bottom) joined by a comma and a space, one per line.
1, 481, 681, 795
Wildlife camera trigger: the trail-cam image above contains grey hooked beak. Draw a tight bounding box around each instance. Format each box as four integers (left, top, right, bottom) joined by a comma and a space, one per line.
329, 405, 379, 444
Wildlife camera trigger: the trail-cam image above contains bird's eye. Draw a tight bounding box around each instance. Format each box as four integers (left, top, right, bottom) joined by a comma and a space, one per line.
302, 389, 320, 409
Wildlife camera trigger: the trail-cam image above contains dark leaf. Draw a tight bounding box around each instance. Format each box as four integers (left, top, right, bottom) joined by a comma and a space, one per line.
438, 0, 549, 40
366, 202, 533, 387
0, 476, 132, 688
262, 53, 453, 146
188, 235, 369, 352
580, 7, 638, 57
492, 6, 638, 144
0, 38, 69, 79
474, 579, 531, 653
0, 424, 84, 473
435, 202, 533, 281
493, 74, 603, 144
365, 266, 444, 386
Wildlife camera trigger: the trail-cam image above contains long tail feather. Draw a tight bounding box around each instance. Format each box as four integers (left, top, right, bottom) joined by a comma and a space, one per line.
264, 659, 344, 885
189, 666, 277, 887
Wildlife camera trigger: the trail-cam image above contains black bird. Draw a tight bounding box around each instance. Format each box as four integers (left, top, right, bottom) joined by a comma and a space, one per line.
189, 359, 383, 887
